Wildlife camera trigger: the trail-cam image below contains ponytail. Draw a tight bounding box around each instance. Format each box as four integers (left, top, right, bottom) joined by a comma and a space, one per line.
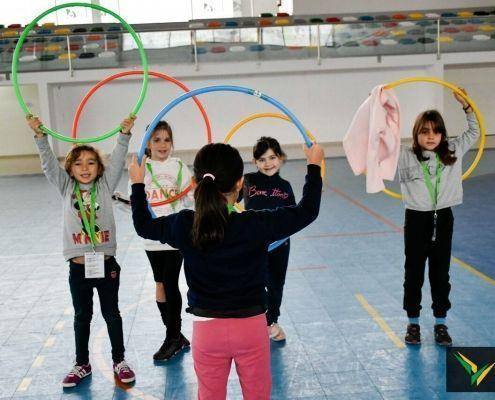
192, 143, 243, 250
192, 177, 229, 249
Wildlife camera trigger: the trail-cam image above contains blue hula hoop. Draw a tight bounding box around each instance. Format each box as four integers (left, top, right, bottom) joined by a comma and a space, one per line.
139, 85, 311, 251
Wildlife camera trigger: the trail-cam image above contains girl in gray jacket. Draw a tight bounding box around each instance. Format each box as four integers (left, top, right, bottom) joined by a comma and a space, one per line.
399, 90, 480, 347
27, 116, 136, 388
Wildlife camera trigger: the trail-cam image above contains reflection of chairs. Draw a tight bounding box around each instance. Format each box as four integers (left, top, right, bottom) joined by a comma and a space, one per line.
59, 53, 76, 60
39, 54, 56, 61
19, 54, 37, 62
54, 28, 71, 35
83, 43, 100, 51
473, 34, 490, 41
79, 52, 95, 59
229, 45, 245, 52
249, 44, 265, 52
211, 46, 226, 53
417, 37, 435, 44
98, 51, 116, 58
44, 44, 61, 52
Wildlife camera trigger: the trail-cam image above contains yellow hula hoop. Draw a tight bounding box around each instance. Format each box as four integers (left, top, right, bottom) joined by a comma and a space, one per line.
223, 112, 327, 179
382, 77, 486, 200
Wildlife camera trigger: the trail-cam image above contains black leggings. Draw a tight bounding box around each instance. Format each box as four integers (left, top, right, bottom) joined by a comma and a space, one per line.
69, 257, 124, 365
266, 240, 290, 326
146, 250, 183, 338
403, 208, 454, 318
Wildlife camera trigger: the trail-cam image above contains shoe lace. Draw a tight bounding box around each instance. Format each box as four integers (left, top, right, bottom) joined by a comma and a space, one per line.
115, 361, 131, 374
69, 365, 87, 378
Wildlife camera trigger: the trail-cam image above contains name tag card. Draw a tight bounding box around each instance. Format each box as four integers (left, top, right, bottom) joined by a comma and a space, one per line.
84, 252, 105, 278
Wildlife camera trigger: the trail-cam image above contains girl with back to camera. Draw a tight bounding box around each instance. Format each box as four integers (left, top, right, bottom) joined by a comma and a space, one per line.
129, 141, 323, 399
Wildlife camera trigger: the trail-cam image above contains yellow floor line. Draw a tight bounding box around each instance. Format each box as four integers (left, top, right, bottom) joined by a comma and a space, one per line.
17, 377, 32, 391
452, 256, 495, 286
32, 356, 44, 368
44, 336, 55, 348
355, 293, 405, 349
55, 321, 65, 331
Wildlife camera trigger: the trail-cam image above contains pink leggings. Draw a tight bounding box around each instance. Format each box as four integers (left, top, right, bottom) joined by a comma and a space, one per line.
192, 313, 271, 400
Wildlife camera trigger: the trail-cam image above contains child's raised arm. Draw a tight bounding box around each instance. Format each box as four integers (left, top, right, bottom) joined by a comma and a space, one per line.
450, 90, 480, 156
28, 115, 70, 194
129, 156, 180, 246
105, 116, 135, 191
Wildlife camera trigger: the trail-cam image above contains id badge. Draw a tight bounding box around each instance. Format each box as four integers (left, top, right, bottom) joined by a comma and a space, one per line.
84, 252, 105, 278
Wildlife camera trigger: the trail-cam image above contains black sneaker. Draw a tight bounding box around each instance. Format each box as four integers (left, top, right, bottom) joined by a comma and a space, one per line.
153, 333, 190, 361
434, 324, 452, 346
405, 323, 421, 345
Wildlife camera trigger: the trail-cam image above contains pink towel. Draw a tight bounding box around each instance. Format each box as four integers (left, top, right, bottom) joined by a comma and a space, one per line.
343, 84, 401, 193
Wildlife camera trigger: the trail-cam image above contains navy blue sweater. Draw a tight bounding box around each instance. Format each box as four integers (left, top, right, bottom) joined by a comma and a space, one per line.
131, 164, 322, 316
242, 171, 296, 211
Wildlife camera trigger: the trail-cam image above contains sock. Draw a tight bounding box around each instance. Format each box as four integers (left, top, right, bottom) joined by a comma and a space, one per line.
408, 317, 419, 325
435, 317, 446, 325
156, 301, 168, 327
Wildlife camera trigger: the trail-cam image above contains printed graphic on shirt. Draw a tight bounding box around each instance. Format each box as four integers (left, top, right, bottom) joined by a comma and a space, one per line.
247, 185, 290, 200
145, 173, 180, 202
71, 189, 110, 245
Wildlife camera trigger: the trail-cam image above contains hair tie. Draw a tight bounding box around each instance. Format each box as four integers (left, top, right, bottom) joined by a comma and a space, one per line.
202, 173, 215, 181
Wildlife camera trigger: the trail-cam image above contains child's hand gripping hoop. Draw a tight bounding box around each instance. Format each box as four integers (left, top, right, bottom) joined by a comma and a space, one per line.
12, 2, 149, 144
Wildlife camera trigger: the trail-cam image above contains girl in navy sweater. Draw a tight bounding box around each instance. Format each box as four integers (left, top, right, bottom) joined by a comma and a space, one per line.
242, 137, 295, 341
130, 142, 323, 400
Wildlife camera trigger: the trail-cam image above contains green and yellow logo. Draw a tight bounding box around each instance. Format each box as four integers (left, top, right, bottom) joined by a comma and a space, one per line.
454, 352, 495, 387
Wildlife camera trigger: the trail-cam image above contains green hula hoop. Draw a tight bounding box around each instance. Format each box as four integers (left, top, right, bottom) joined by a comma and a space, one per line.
12, 2, 149, 143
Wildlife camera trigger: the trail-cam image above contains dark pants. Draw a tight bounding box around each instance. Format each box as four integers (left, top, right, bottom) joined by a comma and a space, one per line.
69, 257, 124, 365
266, 240, 290, 326
146, 250, 184, 338
403, 208, 454, 319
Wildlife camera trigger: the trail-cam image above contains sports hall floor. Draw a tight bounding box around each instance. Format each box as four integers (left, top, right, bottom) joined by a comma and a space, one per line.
0, 149, 493, 399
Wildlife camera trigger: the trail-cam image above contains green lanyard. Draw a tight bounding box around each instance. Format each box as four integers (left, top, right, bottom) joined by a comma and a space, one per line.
146, 161, 183, 210
420, 153, 442, 211
74, 181, 97, 249
420, 153, 442, 241
227, 204, 237, 214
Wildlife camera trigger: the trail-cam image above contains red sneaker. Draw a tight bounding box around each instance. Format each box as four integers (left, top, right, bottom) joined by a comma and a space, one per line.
113, 360, 135, 383
62, 363, 92, 387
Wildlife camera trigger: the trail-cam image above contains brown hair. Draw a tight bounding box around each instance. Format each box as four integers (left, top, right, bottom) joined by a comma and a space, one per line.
412, 110, 457, 166
145, 121, 173, 157
192, 143, 243, 250
64, 145, 105, 178
253, 136, 286, 161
